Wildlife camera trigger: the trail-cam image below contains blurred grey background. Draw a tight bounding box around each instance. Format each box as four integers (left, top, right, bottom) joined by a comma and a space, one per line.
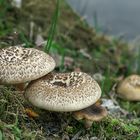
67, 0, 140, 40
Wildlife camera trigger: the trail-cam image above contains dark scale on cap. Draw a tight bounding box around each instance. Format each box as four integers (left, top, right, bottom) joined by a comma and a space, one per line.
0, 46, 31, 63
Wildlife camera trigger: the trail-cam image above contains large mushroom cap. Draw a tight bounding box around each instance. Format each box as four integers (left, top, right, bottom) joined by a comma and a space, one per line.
0, 46, 55, 84
116, 74, 140, 101
24, 72, 101, 112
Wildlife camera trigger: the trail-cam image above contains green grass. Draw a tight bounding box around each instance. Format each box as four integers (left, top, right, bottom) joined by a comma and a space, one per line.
19, 32, 33, 48
0, 0, 13, 36
44, 0, 59, 53
1, 116, 22, 139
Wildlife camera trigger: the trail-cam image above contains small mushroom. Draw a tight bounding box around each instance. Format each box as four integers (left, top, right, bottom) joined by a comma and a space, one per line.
24, 72, 101, 112
116, 74, 140, 101
0, 45, 55, 84
73, 103, 107, 128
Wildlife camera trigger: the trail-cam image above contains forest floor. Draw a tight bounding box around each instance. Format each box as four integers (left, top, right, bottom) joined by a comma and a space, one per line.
0, 0, 140, 139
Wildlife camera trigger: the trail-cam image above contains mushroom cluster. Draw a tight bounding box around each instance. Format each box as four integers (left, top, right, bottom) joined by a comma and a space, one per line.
0, 45, 107, 128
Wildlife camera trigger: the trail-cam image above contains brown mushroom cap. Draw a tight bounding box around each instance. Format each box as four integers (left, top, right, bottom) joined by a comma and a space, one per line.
116, 74, 140, 101
0, 46, 55, 84
73, 103, 107, 128
24, 72, 101, 112
73, 103, 107, 121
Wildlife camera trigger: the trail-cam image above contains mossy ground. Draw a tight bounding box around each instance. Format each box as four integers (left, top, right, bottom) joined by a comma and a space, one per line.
0, 0, 140, 139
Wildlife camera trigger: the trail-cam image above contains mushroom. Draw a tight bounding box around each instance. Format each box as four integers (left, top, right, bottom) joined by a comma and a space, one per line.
24, 72, 107, 127
73, 103, 107, 128
116, 74, 140, 101
0, 45, 55, 86
24, 72, 101, 111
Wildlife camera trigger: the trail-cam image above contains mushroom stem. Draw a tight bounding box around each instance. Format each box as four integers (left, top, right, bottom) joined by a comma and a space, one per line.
13, 83, 27, 93
84, 120, 94, 128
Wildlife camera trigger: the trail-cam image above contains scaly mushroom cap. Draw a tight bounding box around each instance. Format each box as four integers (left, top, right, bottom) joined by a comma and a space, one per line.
0, 46, 55, 84
116, 74, 140, 101
24, 72, 101, 112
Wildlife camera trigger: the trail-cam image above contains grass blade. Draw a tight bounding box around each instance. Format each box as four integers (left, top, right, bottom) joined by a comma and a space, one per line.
44, 0, 59, 53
